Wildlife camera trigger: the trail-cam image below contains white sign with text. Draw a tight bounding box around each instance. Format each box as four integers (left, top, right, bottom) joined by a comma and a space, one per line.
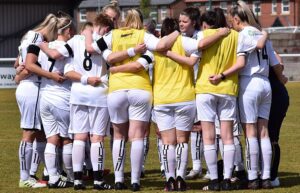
0, 67, 17, 88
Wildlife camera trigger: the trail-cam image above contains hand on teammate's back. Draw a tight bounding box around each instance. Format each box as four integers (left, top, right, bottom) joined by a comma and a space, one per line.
134, 43, 147, 54
279, 75, 288, 85
208, 74, 222, 85
50, 71, 66, 84
218, 27, 231, 37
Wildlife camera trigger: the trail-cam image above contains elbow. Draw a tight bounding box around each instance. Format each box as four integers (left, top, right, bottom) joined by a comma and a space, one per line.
48, 52, 62, 60
155, 43, 167, 52
198, 41, 207, 51
256, 43, 264, 49
106, 56, 114, 64
135, 64, 144, 72
107, 55, 117, 64
156, 38, 170, 52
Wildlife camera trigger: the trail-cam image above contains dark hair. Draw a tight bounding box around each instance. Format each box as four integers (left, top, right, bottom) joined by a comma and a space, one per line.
95, 13, 114, 31
144, 19, 157, 35
161, 17, 179, 37
200, 11, 216, 28
180, 7, 200, 30
135, 9, 144, 24
200, 8, 227, 29
214, 8, 227, 28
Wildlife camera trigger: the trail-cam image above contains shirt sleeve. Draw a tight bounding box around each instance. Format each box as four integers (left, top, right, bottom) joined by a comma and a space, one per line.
237, 31, 258, 56
144, 32, 160, 51
136, 50, 154, 70
182, 36, 200, 58
57, 37, 74, 57
266, 41, 279, 67
92, 31, 112, 54
27, 44, 40, 56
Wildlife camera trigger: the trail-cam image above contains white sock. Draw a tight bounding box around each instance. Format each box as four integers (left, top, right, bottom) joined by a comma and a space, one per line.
131, 140, 144, 184
190, 132, 202, 172
84, 140, 92, 170
218, 137, 224, 159
176, 143, 188, 179
63, 143, 73, 181
156, 138, 164, 171
142, 137, 149, 172
72, 140, 85, 172
44, 143, 59, 183
204, 144, 218, 180
246, 137, 259, 180
19, 141, 33, 181
113, 139, 126, 183
91, 142, 105, 172
234, 136, 244, 171
162, 144, 176, 181
30, 140, 40, 176
260, 137, 272, 180
223, 144, 235, 179
36, 141, 46, 164
43, 167, 48, 176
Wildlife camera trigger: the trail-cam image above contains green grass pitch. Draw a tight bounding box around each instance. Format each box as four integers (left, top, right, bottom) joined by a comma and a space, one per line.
0, 82, 299, 193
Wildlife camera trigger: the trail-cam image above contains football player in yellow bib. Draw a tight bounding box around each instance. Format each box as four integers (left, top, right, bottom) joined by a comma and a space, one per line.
151, 18, 229, 191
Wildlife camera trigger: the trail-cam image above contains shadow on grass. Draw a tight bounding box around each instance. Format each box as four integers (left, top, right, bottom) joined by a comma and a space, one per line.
278, 172, 300, 188
113, 169, 210, 190
103, 170, 300, 190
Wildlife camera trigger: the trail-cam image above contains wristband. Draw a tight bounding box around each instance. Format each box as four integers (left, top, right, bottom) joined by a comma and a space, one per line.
127, 47, 136, 57
220, 73, 226, 80
80, 75, 88, 85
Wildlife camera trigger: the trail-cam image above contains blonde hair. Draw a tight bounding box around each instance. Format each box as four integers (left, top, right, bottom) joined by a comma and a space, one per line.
124, 9, 143, 29
103, 3, 121, 18
56, 11, 74, 34
237, 1, 261, 30
230, 1, 261, 31
33, 13, 58, 42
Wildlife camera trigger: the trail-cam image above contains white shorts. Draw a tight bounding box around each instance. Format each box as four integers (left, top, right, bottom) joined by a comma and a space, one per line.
107, 89, 152, 124
40, 98, 71, 138
153, 103, 196, 132
15, 81, 41, 130
238, 75, 271, 123
196, 94, 236, 122
70, 104, 110, 136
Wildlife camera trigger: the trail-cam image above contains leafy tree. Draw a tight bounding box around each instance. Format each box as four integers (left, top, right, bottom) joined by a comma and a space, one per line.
140, 0, 151, 18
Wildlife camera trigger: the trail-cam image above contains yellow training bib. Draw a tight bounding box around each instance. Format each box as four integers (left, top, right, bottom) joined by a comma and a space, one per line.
153, 35, 195, 105
196, 29, 239, 96
109, 28, 151, 93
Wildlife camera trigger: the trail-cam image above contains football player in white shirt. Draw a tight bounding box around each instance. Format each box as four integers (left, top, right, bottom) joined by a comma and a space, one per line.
15, 13, 59, 189
63, 13, 114, 190
25, 14, 75, 188
228, 1, 287, 189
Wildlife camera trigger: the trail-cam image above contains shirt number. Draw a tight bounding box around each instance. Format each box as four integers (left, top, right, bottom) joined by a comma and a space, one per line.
83, 50, 92, 71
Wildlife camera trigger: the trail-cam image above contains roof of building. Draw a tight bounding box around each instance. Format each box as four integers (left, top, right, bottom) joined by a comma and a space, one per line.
79, 0, 176, 8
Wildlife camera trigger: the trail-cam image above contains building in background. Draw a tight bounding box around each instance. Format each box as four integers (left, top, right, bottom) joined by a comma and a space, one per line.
76, 0, 177, 29
0, 0, 81, 58
183, 0, 300, 28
